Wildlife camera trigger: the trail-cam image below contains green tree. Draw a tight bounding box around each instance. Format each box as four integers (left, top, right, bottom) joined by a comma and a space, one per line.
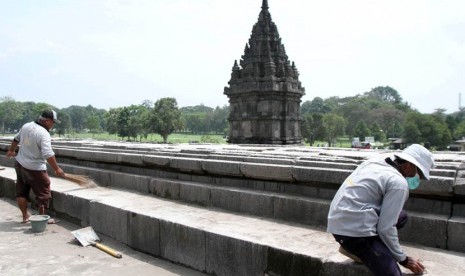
126, 104, 148, 141
184, 113, 207, 134
311, 113, 326, 142
55, 111, 72, 137
336, 98, 371, 137
65, 105, 87, 132
105, 107, 122, 138
180, 104, 213, 114
0, 97, 23, 133
117, 107, 131, 140
354, 120, 370, 141
403, 121, 422, 144
322, 113, 346, 147
85, 114, 101, 137
364, 86, 402, 104
404, 112, 452, 149
369, 107, 405, 139
150, 98, 183, 143
301, 114, 315, 146
301, 97, 331, 115
370, 123, 386, 142
209, 106, 229, 134
454, 120, 465, 139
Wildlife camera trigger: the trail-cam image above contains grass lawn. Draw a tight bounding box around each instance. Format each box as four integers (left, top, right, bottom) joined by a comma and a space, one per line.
63, 132, 228, 144
61, 132, 359, 148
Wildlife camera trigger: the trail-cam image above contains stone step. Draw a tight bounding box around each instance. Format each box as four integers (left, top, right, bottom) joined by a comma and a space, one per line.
47, 164, 465, 253
1, 167, 464, 275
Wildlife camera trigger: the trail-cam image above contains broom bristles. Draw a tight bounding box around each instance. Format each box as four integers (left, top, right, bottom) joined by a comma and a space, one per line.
63, 173, 94, 186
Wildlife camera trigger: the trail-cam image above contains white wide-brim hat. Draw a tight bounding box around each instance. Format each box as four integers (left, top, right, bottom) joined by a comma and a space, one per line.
395, 144, 435, 180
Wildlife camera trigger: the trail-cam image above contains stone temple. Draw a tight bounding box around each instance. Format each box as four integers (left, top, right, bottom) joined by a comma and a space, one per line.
224, 0, 305, 145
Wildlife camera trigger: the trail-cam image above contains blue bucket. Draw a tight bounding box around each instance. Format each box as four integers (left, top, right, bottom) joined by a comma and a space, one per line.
29, 215, 50, 233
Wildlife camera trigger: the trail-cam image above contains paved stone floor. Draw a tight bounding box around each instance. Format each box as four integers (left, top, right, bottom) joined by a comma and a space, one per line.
0, 198, 206, 276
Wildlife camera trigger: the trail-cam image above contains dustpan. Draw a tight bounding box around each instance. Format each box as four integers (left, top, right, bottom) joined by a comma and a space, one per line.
71, 226, 122, 258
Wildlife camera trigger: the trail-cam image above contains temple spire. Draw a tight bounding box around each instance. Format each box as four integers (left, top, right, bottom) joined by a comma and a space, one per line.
224, 0, 305, 144
262, 0, 269, 10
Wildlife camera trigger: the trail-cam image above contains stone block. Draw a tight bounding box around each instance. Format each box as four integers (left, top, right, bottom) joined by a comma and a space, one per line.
210, 188, 274, 217
149, 179, 180, 200
240, 163, 293, 181
170, 157, 203, 173
51, 192, 91, 226
50, 191, 67, 213
292, 166, 350, 184
454, 176, 465, 196
93, 169, 113, 187
142, 155, 170, 167
283, 183, 336, 200
80, 151, 118, 163
180, 149, 215, 155
206, 154, 246, 162
118, 153, 144, 165
128, 212, 160, 256
404, 197, 451, 215
190, 175, 215, 184
53, 148, 75, 157
266, 247, 367, 276
174, 153, 204, 159
206, 233, 267, 276
160, 221, 206, 271
447, 216, 465, 252
90, 201, 128, 244
201, 160, 242, 176
155, 170, 179, 180
109, 172, 150, 193
320, 259, 371, 276
432, 169, 457, 177
244, 157, 296, 165
0, 177, 15, 199
399, 212, 448, 249
295, 160, 357, 171
179, 183, 211, 206
415, 176, 454, 196
216, 177, 250, 188
0, 155, 13, 168
250, 180, 267, 191
178, 173, 192, 181
452, 203, 465, 217
274, 196, 330, 227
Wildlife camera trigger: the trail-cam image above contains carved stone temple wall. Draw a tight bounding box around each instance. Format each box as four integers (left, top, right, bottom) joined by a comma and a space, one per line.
224, 0, 305, 144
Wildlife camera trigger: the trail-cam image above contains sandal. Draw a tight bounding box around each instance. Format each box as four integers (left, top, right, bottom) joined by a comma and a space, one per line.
47, 218, 60, 224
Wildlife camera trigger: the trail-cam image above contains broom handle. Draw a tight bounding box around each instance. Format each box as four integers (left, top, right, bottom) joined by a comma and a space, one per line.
94, 242, 122, 258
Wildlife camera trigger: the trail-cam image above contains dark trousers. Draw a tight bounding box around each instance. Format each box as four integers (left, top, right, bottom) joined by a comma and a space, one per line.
333, 211, 408, 276
15, 161, 51, 208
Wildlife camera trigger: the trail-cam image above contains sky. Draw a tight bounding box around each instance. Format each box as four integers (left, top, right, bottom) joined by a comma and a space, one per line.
1, 0, 464, 114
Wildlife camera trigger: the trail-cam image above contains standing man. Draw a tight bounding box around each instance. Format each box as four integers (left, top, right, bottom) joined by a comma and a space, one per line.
327, 144, 434, 275
6, 110, 65, 224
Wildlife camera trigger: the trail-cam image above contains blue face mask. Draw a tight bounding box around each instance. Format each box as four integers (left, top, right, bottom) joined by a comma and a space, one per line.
406, 174, 420, 190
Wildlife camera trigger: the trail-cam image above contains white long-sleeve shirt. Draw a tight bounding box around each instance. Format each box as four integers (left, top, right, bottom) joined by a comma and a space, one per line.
327, 156, 409, 262
14, 121, 55, 171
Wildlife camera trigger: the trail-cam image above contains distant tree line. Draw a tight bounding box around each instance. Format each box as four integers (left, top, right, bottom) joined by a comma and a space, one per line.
1, 86, 464, 148
300, 86, 460, 149
0, 96, 229, 143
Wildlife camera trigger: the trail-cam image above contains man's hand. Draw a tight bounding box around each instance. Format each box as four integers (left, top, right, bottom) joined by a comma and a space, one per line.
400, 256, 425, 275
54, 167, 65, 177
6, 150, 16, 158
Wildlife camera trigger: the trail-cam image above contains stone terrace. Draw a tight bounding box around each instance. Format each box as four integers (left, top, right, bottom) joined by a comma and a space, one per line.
1, 138, 465, 275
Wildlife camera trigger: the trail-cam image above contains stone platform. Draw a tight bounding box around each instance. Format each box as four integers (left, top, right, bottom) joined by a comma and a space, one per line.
1, 139, 465, 275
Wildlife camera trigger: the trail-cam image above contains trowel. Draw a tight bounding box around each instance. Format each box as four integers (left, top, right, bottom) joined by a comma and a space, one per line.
71, 226, 122, 258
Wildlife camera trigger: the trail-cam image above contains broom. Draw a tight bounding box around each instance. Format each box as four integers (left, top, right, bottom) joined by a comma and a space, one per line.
62, 173, 97, 187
